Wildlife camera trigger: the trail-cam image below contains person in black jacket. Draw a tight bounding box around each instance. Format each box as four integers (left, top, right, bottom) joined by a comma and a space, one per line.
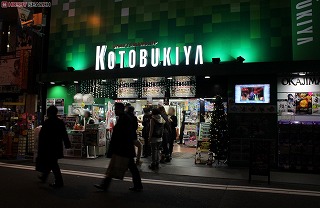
95, 103, 143, 192
168, 107, 178, 159
142, 107, 152, 157
36, 106, 71, 188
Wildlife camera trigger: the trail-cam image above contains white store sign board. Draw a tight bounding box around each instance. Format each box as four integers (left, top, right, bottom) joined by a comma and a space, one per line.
278, 77, 320, 93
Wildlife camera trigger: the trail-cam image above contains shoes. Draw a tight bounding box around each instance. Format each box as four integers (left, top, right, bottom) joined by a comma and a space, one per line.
165, 157, 171, 163
129, 186, 143, 192
94, 178, 111, 191
148, 163, 159, 170
49, 183, 64, 188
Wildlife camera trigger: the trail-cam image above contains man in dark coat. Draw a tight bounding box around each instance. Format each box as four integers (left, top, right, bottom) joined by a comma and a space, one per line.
95, 102, 143, 192
36, 106, 71, 188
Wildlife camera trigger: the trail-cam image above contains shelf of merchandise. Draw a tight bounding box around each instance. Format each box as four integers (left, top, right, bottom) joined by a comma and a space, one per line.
195, 122, 211, 164
64, 132, 83, 158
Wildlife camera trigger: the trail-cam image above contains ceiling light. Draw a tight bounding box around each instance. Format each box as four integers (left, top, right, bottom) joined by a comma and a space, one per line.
133, 78, 138, 81
61, 84, 65, 86
50, 82, 55, 85
74, 81, 78, 84
167, 77, 173, 80
205, 76, 210, 79
299, 72, 306, 76
101, 80, 107, 82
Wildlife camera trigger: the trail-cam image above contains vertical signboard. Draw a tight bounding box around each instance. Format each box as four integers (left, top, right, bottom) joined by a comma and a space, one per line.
292, 0, 320, 60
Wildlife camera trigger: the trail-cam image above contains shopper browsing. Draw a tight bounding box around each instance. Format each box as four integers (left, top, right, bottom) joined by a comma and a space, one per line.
148, 108, 165, 170
168, 107, 178, 159
127, 106, 142, 165
158, 106, 172, 163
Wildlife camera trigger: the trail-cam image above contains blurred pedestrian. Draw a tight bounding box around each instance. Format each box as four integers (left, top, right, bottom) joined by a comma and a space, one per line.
168, 107, 178, 159
95, 103, 143, 192
142, 107, 152, 158
36, 106, 71, 188
158, 106, 171, 162
127, 106, 142, 165
148, 108, 165, 170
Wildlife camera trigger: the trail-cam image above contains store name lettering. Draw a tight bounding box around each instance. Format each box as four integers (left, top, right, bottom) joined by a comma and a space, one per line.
281, 77, 320, 86
296, 0, 314, 46
95, 45, 203, 70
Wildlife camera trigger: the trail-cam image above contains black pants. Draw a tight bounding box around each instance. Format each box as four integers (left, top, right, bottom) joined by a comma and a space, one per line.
162, 132, 170, 156
142, 137, 151, 156
42, 159, 63, 185
168, 134, 176, 156
128, 158, 143, 188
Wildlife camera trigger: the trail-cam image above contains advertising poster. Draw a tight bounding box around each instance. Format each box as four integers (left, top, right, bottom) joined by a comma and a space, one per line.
295, 93, 312, 114
54, 98, 65, 115
142, 77, 165, 98
170, 76, 196, 98
117, 78, 139, 99
312, 93, 320, 114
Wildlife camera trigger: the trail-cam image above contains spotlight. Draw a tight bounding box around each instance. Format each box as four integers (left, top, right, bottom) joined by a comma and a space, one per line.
205, 76, 210, 79
212, 58, 220, 64
74, 81, 79, 84
236, 56, 245, 63
67, 67, 75, 72
299, 72, 306, 76
50, 82, 55, 85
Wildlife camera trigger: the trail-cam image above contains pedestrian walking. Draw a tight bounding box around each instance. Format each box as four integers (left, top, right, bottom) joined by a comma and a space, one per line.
95, 103, 143, 192
148, 108, 165, 170
36, 106, 71, 188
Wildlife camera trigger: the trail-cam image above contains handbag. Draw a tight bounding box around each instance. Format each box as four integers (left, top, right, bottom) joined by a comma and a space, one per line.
106, 154, 129, 180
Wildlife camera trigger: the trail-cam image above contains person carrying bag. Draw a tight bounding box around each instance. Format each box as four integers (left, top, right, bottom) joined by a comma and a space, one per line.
95, 103, 143, 192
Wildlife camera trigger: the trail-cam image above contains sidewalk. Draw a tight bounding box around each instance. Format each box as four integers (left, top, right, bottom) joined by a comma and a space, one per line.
59, 156, 320, 186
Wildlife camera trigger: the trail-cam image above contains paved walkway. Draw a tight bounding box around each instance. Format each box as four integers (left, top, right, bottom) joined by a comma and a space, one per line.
59, 156, 320, 186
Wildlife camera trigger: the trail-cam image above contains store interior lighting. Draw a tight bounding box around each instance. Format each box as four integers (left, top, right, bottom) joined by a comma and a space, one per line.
167, 77, 173, 80
299, 72, 306, 76
212, 58, 220, 64
50, 82, 55, 85
74, 81, 79, 84
133, 78, 138, 81
205, 76, 210, 79
236, 56, 245, 63
101, 79, 107, 82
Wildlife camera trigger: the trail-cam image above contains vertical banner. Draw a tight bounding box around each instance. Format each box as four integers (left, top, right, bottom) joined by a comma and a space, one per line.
292, 0, 320, 60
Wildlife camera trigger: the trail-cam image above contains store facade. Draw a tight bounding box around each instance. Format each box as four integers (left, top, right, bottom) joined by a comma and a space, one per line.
37, 0, 320, 171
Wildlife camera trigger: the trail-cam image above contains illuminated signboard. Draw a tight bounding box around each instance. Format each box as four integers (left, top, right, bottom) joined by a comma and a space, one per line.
95, 45, 203, 70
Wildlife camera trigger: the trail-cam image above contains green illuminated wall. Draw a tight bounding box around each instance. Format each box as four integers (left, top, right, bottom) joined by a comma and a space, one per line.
47, 86, 72, 114
49, 0, 292, 71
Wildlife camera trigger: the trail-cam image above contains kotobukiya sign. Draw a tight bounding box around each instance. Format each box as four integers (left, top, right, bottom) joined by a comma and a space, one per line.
291, 0, 320, 60
95, 45, 203, 70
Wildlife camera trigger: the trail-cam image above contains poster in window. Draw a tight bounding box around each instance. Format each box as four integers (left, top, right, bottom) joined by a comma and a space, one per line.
142, 77, 165, 98
170, 76, 196, 97
312, 93, 320, 114
295, 93, 312, 114
117, 78, 139, 99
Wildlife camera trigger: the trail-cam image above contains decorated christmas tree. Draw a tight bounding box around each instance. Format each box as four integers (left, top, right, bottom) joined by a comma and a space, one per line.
209, 95, 229, 163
